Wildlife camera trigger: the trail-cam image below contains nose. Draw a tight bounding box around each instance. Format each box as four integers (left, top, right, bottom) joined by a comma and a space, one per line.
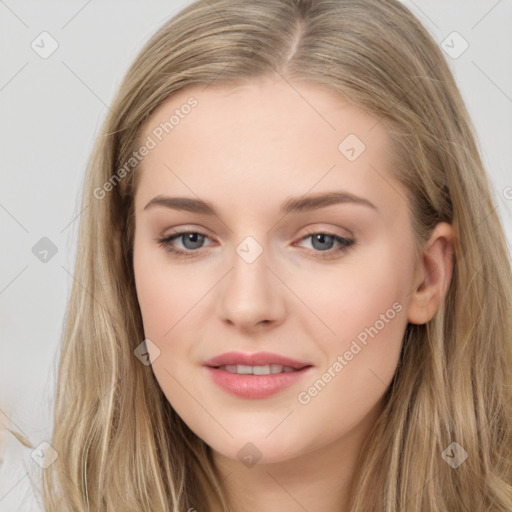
217, 242, 286, 331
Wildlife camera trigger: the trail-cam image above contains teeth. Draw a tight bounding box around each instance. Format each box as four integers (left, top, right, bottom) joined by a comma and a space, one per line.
253, 365, 270, 375
237, 364, 252, 375
218, 364, 297, 375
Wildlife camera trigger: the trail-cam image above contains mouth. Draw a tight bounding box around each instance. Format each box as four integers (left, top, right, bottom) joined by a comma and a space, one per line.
203, 352, 314, 399
203, 351, 312, 371
210, 364, 311, 375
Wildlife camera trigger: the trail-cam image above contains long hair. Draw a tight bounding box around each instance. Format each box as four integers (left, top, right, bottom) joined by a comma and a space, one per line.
29, 0, 512, 510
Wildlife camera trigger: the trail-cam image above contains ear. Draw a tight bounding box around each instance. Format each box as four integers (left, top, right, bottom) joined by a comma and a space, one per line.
407, 222, 455, 325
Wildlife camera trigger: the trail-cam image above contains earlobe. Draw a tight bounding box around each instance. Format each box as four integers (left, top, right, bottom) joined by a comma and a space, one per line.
407, 222, 455, 325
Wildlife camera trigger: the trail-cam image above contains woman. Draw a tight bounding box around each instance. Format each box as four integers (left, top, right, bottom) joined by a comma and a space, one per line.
26, 0, 512, 510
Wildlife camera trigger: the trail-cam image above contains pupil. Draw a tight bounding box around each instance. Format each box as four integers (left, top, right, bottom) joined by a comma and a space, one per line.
184, 233, 203, 249
312, 234, 333, 251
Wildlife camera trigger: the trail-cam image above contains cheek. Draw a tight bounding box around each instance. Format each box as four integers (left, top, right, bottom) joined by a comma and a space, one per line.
133, 247, 207, 402
290, 243, 412, 342
288, 256, 410, 443
289, 239, 413, 400
133, 243, 208, 342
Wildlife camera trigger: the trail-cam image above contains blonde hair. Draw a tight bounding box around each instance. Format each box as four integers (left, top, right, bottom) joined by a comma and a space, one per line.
18, 0, 512, 510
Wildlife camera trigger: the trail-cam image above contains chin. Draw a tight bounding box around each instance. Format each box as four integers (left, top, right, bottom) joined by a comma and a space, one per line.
202, 429, 311, 468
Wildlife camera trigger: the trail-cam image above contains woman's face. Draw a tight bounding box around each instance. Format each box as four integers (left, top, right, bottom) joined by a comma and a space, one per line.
132, 78, 419, 465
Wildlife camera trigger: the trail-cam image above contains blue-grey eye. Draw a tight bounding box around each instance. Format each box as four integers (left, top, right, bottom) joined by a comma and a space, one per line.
177, 232, 205, 250
309, 233, 337, 251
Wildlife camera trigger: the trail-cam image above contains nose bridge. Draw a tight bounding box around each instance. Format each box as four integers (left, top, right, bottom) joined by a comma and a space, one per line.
217, 233, 284, 328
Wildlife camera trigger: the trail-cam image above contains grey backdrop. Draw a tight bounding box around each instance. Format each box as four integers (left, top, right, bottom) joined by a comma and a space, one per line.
1, 1, 511, 510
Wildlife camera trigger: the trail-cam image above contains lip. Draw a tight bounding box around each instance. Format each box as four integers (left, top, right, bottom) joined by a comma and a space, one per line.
203, 351, 313, 399
203, 351, 311, 370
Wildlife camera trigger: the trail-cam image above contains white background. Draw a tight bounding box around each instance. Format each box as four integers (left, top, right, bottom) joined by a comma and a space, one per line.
1, 1, 511, 510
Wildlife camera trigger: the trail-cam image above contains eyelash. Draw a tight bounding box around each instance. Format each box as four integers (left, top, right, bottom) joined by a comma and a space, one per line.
157, 229, 355, 260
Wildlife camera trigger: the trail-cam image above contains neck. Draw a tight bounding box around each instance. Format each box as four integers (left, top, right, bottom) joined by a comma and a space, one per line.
207, 405, 379, 512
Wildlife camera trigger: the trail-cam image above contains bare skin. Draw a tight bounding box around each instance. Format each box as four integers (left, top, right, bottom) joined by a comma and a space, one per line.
132, 76, 454, 512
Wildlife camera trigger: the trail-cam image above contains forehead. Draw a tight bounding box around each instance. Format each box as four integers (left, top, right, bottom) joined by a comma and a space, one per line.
135, 78, 401, 215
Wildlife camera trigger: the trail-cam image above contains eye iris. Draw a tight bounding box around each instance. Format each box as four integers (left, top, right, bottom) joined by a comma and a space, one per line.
311, 234, 334, 251
182, 233, 204, 250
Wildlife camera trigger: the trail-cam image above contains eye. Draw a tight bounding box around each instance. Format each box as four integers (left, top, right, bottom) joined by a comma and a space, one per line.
156, 229, 355, 260
157, 230, 214, 258
295, 231, 355, 259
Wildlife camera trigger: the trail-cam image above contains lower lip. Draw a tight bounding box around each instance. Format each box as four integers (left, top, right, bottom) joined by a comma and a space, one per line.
205, 366, 313, 399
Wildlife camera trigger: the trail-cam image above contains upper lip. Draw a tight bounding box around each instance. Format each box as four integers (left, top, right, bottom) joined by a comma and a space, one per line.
204, 351, 312, 370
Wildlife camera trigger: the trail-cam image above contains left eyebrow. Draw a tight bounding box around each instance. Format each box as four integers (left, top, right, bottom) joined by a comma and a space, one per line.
281, 191, 377, 214
143, 190, 378, 215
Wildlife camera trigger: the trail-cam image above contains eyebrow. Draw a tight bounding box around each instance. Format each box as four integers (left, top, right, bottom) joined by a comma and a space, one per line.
143, 191, 377, 215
